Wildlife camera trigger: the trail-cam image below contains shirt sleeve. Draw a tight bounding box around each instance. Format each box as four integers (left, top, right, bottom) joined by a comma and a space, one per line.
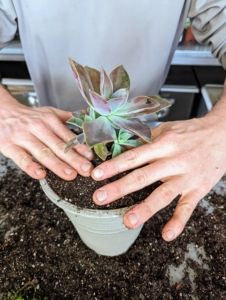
0, 0, 17, 48
189, 0, 226, 69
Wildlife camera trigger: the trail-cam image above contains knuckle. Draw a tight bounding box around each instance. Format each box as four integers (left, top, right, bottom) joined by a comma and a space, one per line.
177, 200, 194, 216
45, 112, 57, 122
142, 200, 153, 218
160, 184, 175, 200
128, 168, 147, 187
159, 131, 177, 143
37, 147, 54, 160
123, 149, 138, 162
54, 141, 66, 152
19, 155, 32, 168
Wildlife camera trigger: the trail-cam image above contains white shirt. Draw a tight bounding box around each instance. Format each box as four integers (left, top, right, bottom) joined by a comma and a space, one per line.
0, 0, 225, 110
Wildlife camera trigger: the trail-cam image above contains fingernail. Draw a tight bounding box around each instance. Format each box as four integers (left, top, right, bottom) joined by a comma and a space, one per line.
128, 213, 139, 226
163, 229, 175, 241
93, 168, 104, 179
64, 168, 74, 175
96, 189, 107, 203
35, 168, 44, 176
84, 151, 93, 159
81, 162, 92, 172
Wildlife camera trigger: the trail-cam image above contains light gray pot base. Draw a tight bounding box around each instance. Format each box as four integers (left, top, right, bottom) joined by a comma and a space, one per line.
40, 179, 142, 256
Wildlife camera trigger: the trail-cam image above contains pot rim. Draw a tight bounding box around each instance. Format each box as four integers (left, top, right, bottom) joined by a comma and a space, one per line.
39, 178, 130, 217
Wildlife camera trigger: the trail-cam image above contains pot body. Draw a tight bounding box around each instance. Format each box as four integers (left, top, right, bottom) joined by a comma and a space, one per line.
40, 179, 143, 256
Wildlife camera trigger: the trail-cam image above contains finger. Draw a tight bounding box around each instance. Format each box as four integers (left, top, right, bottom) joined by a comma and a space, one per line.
123, 180, 181, 228
44, 113, 93, 160
30, 125, 92, 176
20, 137, 77, 180
91, 142, 173, 181
161, 192, 200, 242
46, 107, 72, 122
73, 144, 94, 160
1, 145, 46, 179
93, 159, 183, 205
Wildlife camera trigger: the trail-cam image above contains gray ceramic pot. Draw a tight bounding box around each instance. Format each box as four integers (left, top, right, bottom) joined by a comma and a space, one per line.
40, 179, 143, 256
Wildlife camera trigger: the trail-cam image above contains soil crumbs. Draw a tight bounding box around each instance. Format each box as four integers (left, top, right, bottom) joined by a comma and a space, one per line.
0, 160, 226, 300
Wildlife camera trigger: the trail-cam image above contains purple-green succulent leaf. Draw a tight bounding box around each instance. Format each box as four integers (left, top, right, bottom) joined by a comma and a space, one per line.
89, 90, 112, 116
77, 133, 85, 144
138, 113, 158, 124
64, 133, 85, 152
117, 96, 171, 118
119, 139, 142, 148
110, 65, 130, 92
84, 114, 93, 122
83, 116, 117, 147
112, 88, 129, 99
89, 107, 96, 120
72, 109, 88, 119
94, 143, 109, 161
66, 116, 84, 128
84, 66, 100, 94
109, 88, 129, 112
111, 143, 122, 158
118, 128, 134, 142
100, 68, 113, 98
110, 115, 151, 142
69, 58, 94, 106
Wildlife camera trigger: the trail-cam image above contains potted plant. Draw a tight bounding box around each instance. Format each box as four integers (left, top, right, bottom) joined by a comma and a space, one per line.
40, 59, 171, 256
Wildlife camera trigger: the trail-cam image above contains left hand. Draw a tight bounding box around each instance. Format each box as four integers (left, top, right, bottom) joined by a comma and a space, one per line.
91, 113, 226, 241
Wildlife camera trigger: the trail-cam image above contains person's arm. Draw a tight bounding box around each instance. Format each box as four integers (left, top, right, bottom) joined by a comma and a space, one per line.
189, 0, 226, 68
90, 1, 226, 241
90, 81, 226, 241
0, 85, 93, 179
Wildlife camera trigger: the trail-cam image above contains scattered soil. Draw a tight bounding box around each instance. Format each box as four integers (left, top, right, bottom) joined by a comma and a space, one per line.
0, 158, 226, 299
46, 169, 162, 209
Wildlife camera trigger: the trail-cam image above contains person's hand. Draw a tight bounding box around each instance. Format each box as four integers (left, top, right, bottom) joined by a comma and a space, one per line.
91, 113, 226, 241
0, 97, 93, 180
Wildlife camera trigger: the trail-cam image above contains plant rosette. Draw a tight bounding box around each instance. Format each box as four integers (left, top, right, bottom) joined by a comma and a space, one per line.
40, 59, 171, 256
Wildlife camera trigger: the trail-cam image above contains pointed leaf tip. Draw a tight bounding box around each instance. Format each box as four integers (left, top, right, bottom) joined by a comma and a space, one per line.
110, 65, 130, 92
100, 68, 113, 98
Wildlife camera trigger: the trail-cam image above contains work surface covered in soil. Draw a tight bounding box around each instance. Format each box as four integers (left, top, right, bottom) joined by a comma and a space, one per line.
0, 156, 226, 300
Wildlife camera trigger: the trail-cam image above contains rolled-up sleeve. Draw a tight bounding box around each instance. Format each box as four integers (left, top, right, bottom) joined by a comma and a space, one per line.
0, 0, 17, 48
189, 0, 226, 69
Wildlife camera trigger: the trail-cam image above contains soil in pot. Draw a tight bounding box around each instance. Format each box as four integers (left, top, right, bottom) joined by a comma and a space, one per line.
46, 161, 162, 209
0, 158, 226, 299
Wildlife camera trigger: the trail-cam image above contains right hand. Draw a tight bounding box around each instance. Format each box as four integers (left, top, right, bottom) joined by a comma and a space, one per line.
0, 95, 93, 180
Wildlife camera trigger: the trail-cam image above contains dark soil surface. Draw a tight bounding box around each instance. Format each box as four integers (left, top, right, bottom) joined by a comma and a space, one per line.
0, 158, 226, 299
46, 170, 162, 209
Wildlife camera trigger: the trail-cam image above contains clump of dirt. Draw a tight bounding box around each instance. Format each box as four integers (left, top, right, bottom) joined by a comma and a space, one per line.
0, 159, 226, 299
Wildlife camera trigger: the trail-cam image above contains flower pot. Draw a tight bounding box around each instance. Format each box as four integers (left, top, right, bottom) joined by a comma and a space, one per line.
39, 179, 143, 256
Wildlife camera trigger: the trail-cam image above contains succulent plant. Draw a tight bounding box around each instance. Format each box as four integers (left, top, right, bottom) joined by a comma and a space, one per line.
66, 59, 171, 160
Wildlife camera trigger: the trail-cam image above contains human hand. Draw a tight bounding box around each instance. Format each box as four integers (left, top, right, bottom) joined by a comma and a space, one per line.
0, 95, 93, 180
91, 113, 226, 241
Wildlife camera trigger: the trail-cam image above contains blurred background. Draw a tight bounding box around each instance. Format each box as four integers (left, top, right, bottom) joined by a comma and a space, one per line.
0, 19, 225, 120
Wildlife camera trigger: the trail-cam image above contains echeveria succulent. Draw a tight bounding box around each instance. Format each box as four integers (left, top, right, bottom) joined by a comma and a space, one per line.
66, 58, 171, 160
